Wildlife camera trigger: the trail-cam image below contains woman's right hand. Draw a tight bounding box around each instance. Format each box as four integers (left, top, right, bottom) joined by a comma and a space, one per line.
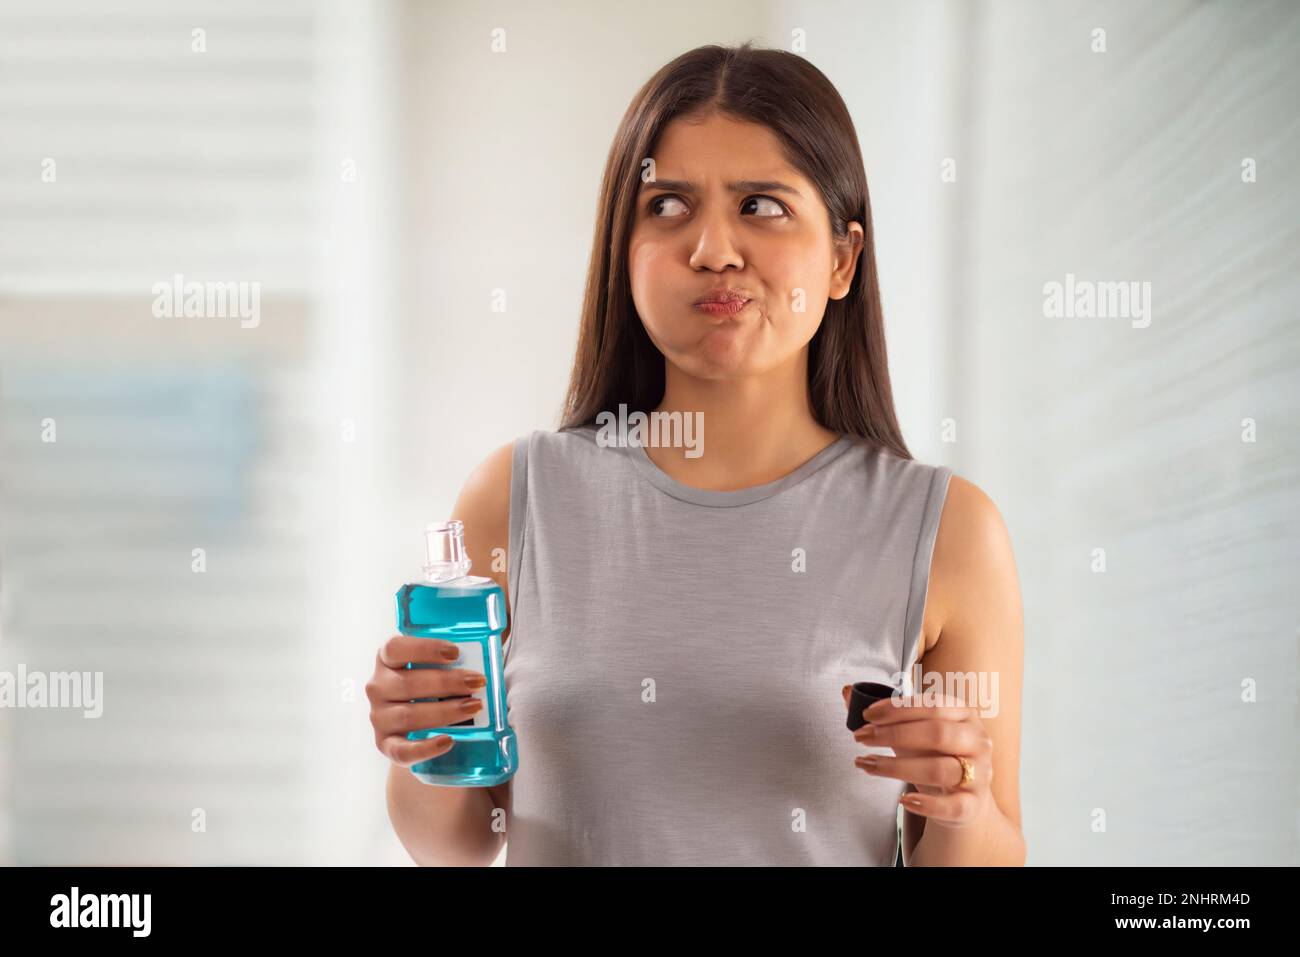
366, 634, 488, 766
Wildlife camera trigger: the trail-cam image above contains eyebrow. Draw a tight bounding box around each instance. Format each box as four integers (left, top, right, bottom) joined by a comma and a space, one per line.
639, 178, 803, 198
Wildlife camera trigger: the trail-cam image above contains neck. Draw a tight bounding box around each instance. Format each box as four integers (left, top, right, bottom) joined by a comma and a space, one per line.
645, 349, 841, 491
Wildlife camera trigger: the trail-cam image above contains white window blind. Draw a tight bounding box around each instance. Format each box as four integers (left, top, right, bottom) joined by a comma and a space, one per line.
0, 0, 396, 865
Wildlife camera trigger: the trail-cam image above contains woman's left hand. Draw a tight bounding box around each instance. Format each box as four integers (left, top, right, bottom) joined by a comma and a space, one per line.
842, 687, 995, 829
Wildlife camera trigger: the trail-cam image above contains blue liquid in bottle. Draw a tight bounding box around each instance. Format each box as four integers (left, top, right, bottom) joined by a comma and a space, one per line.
394, 520, 518, 786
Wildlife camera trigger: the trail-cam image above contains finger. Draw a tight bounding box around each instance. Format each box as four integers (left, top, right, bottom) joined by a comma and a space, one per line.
379, 732, 455, 767
882, 692, 982, 711
378, 635, 463, 669
862, 695, 978, 726
369, 663, 487, 702
898, 787, 984, 827
854, 718, 984, 755
372, 696, 485, 736
854, 753, 971, 789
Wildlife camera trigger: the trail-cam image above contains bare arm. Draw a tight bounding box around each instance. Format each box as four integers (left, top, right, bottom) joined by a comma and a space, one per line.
381, 440, 516, 866
901, 475, 1026, 866
385, 764, 503, 866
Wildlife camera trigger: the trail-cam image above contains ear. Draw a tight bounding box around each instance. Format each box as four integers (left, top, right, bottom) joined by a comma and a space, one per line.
829, 221, 865, 301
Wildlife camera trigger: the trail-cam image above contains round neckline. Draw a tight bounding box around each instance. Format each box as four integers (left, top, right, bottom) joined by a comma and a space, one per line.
624, 431, 857, 507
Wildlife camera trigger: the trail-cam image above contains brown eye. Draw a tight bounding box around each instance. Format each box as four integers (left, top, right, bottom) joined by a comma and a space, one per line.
741, 195, 788, 217
649, 195, 688, 217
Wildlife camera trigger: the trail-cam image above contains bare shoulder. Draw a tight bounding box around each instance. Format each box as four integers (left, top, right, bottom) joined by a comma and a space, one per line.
453, 441, 514, 520
449, 440, 515, 609
926, 474, 1022, 649
934, 475, 1014, 570
451, 441, 514, 544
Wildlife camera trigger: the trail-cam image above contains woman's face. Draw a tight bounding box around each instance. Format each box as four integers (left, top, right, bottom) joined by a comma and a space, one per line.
628, 112, 864, 380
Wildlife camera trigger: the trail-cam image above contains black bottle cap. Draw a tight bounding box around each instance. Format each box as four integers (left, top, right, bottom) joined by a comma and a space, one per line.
846, 681, 898, 732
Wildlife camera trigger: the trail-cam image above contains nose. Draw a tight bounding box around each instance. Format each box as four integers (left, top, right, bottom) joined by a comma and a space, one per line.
687, 206, 744, 272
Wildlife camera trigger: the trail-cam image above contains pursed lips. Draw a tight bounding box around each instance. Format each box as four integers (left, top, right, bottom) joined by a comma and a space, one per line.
694, 297, 751, 317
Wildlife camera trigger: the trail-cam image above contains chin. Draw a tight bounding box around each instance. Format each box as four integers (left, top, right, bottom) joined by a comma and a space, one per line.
678, 350, 766, 378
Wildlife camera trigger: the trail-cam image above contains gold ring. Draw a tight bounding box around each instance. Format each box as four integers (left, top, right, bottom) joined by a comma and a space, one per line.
956, 756, 974, 787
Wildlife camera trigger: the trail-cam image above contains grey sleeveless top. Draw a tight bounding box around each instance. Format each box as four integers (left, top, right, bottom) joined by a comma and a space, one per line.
502, 424, 952, 866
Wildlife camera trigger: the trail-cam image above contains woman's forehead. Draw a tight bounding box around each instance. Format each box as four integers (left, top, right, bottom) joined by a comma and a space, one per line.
654, 112, 782, 155
649, 115, 807, 189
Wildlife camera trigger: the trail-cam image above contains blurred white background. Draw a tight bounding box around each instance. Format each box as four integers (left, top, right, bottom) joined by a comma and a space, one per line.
0, 0, 1296, 866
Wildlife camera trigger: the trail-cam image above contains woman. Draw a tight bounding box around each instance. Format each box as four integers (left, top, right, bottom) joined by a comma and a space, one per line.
372, 42, 1025, 866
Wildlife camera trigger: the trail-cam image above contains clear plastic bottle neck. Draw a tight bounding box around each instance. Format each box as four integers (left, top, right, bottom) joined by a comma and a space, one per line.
423, 520, 472, 583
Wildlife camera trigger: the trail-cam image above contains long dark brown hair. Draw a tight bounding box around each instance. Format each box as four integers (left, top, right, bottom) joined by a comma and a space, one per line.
559, 41, 911, 460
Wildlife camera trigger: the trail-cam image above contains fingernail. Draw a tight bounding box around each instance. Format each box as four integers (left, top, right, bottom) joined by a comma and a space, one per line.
855, 756, 878, 771
901, 794, 923, 808
855, 725, 877, 740
460, 697, 484, 712
463, 673, 487, 689
441, 646, 461, 661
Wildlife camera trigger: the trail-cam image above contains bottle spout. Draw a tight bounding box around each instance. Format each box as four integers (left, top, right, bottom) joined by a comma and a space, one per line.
423, 520, 472, 582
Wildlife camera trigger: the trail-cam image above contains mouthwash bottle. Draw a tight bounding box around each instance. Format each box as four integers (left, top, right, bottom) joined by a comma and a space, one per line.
394, 520, 518, 786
